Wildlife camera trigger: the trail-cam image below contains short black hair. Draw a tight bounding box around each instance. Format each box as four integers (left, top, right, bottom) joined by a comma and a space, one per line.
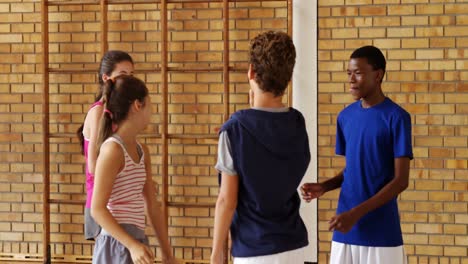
350, 45, 386, 73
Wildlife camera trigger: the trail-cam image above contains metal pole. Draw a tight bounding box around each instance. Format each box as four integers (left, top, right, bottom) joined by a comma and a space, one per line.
100, 0, 108, 56
41, 0, 51, 263
161, 0, 170, 240
222, 0, 230, 263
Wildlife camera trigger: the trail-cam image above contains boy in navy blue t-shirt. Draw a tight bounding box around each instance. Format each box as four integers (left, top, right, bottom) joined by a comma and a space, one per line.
302, 46, 413, 264
211, 31, 311, 264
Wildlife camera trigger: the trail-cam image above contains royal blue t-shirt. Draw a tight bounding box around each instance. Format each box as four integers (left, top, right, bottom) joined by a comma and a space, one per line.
333, 97, 413, 247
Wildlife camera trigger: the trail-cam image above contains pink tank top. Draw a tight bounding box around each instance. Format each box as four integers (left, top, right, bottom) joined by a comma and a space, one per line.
83, 101, 103, 208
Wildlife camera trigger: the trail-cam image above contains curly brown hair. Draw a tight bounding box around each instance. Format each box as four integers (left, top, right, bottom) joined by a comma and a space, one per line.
249, 31, 296, 97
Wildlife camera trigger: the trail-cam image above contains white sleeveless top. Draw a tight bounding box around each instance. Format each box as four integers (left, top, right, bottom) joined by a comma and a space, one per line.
102, 136, 147, 230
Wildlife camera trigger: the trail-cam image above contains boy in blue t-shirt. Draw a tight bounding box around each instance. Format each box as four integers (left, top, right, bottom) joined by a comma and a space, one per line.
211, 31, 310, 264
301, 45, 413, 264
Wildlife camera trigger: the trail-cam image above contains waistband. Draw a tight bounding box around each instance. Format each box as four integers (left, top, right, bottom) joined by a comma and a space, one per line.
100, 224, 146, 240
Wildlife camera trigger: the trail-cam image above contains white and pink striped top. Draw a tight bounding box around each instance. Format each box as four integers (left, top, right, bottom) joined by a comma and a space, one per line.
102, 136, 147, 230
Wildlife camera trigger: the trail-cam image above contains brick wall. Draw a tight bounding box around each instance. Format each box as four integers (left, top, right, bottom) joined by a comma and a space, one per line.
1, 0, 467, 263
318, 1, 468, 263
0, 1, 289, 262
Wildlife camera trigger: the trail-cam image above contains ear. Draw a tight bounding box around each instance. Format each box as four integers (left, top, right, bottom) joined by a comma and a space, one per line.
248, 64, 255, 80
132, 100, 143, 112
102, 73, 111, 82
376, 69, 385, 83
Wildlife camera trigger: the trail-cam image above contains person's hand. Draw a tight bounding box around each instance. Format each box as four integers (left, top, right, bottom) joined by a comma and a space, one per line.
328, 210, 360, 233
128, 241, 154, 264
300, 183, 325, 202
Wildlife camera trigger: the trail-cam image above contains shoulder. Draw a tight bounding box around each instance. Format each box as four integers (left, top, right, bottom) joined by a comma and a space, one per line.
338, 100, 360, 120
139, 143, 151, 162
287, 107, 307, 126
85, 104, 103, 124
220, 110, 245, 132
289, 107, 305, 118
386, 99, 411, 120
88, 103, 103, 116
139, 142, 150, 154
99, 139, 124, 163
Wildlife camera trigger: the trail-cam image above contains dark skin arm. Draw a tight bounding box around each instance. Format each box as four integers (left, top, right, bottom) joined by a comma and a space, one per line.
329, 157, 410, 233
301, 157, 410, 233
301, 169, 344, 202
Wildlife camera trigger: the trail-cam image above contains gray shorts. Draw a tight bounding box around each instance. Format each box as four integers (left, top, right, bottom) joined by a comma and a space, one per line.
84, 207, 101, 240
92, 224, 149, 264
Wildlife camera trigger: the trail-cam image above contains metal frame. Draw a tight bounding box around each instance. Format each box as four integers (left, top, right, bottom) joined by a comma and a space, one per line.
37, 0, 293, 263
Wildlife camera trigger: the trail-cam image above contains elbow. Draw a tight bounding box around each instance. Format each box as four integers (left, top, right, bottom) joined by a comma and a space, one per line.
90, 204, 102, 223
216, 194, 237, 212
397, 178, 409, 193
401, 181, 409, 192
90, 208, 97, 222
90, 205, 97, 219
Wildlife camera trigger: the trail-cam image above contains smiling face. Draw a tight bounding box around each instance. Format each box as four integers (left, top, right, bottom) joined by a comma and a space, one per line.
102, 60, 134, 82
347, 57, 384, 101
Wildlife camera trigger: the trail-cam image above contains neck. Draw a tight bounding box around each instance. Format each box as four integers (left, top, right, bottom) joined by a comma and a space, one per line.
115, 122, 139, 146
361, 88, 385, 108
250, 83, 285, 109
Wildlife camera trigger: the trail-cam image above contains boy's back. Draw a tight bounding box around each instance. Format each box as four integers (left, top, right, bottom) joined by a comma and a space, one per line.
211, 31, 308, 264
219, 107, 310, 256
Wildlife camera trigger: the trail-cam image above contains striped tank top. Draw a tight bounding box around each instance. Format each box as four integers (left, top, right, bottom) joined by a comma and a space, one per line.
102, 136, 147, 230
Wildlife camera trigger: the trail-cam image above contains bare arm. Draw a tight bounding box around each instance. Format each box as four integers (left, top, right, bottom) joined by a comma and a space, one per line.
351, 157, 409, 218
329, 157, 410, 233
141, 144, 177, 264
86, 105, 103, 174
91, 142, 153, 264
322, 169, 344, 192
211, 172, 239, 264
301, 169, 344, 202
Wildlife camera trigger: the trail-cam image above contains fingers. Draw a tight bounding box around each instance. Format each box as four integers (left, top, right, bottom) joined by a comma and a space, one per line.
135, 255, 152, 264
301, 191, 318, 202
329, 216, 339, 231
300, 192, 313, 203
329, 215, 350, 233
133, 245, 154, 264
144, 245, 155, 261
300, 183, 310, 192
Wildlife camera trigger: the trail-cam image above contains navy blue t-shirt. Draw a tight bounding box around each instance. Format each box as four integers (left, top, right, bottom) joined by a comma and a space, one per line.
220, 108, 310, 257
334, 97, 413, 247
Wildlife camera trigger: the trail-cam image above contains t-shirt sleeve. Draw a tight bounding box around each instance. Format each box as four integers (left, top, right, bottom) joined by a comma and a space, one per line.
215, 131, 238, 176
335, 115, 346, 156
392, 111, 413, 160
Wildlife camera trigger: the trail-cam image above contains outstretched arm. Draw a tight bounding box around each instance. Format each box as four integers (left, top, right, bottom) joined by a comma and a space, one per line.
211, 172, 238, 264
141, 144, 177, 264
329, 157, 410, 233
301, 169, 344, 202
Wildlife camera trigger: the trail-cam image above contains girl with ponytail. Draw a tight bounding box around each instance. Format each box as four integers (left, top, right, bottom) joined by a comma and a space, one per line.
77, 50, 134, 240
91, 75, 177, 264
